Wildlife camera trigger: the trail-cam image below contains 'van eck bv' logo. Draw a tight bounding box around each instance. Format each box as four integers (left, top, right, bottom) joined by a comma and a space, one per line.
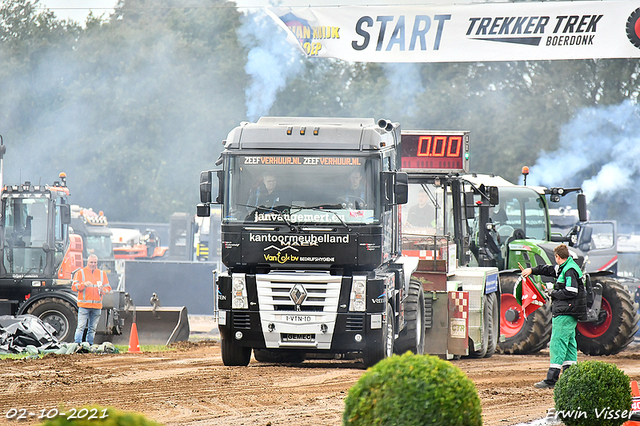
627, 8, 640, 49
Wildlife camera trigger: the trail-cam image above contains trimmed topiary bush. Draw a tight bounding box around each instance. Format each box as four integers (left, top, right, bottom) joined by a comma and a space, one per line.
343, 352, 482, 426
37, 406, 163, 426
554, 361, 632, 426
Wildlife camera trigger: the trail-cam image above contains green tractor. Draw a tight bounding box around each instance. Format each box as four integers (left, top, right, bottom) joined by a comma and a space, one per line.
465, 174, 639, 356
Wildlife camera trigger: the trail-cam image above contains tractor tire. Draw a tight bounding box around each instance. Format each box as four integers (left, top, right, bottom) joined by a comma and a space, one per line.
577, 278, 640, 356
26, 298, 78, 343
363, 303, 394, 368
485, 292, 500, 358
498, 274, 552, 355
394, 279, 425, 355
221, 337, 251, 366
253, 349, 306, 364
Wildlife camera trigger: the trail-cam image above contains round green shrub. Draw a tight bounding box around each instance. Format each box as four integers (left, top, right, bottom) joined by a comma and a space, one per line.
343, 352, 482, 426
37, 406, 163, 426
554, 361, 632, 426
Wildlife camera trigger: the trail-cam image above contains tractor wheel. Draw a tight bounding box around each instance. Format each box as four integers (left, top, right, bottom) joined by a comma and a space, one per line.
26, 298, 78, 343
363, 303, 395, 368
253, 349, 306, 364
394, 279, 425, 355
485, 292, 500, 358
577, 278, 640, 356
498, 274, 552, 354
221, 337, 251, 366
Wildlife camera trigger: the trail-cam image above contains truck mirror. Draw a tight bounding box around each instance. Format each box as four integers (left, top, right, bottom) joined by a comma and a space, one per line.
215, 170, 224, 204
196, 203, 210, 217
59, 204, 71, 225
199, 171, 212, 203
465, 193, 475, 219
577, 193, 587, 222
488, 186, 499, 206
395, 172, 408, 205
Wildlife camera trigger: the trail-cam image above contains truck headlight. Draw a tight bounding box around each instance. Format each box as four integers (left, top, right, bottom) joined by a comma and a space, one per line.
349, 276, 367, 312
232, 274, 248, 310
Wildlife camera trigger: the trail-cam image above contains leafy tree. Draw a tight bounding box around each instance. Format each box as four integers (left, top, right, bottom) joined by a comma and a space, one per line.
0, 0, 247, 221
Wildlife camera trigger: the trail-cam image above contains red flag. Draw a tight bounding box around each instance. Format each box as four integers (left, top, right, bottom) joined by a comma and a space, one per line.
521, 276, 546, 317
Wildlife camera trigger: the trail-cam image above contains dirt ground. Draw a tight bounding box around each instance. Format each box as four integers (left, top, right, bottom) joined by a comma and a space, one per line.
2, 329, 639, 426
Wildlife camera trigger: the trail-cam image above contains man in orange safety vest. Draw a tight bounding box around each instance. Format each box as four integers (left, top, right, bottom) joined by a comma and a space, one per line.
72, 254, 111, 345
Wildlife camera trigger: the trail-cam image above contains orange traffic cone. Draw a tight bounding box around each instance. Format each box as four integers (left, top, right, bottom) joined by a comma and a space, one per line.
623, 380, 640, 426
128, 322, 141, 353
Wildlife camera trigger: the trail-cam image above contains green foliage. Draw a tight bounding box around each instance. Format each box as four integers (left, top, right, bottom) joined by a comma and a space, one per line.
38, 406, 163, 425
2, 0, 640, 224
343, 352, 482, 426
554, 361, 632, 426
113, 344, 174, 352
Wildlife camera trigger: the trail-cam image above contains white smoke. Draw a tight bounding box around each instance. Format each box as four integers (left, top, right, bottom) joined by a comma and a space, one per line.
238, 10, 303, 121
526, 100, 640, 203
382, 63, 425, 117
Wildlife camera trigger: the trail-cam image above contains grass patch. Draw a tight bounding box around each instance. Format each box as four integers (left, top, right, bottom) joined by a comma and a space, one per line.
114, 344, 175, 353
0, 353, 35, 360
0, 344, 174, 359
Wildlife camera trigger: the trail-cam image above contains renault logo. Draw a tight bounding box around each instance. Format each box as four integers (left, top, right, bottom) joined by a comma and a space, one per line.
290, 284, 308, 311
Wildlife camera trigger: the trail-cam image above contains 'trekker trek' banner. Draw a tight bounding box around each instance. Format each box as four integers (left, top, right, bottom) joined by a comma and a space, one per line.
266, 1, 640, 62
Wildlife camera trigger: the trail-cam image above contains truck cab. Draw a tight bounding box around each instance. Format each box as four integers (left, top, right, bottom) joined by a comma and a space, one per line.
198, 117, 418, 367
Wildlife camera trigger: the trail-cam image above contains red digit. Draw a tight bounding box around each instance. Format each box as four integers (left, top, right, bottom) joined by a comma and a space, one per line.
432, 136, 446, 157
417, 136, 432, 157
447, 136, 461, 157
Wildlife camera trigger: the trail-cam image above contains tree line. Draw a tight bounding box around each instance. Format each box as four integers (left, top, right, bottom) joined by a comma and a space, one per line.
1, 0, 638, 223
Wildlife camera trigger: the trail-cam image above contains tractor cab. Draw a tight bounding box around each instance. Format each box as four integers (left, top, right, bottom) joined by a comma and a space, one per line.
0, 176, 71, 282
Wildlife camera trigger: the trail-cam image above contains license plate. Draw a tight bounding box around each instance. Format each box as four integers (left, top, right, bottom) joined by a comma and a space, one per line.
278, 314, 314, 323
281, 333, 315, 342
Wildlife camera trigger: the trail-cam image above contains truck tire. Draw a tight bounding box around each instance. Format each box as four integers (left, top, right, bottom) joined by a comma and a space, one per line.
363, 303, 394, 368
394, 279, 425, 355
253, 349, 306, 364
485, 292, 500, 358
498, 274, 552, 354
577, 278, 640, 356
221, 337, 251, 366
26, 298, 78, 343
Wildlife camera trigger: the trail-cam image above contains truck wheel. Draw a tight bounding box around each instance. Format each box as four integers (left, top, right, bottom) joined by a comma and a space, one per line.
253, 349, 306, 364
577, 278, 640, 356
363, 303, 394, 368
26, 298, 78, 343
221, 337, 251, 366
484, 292, 500, 358
394, 279, 425, 355
498, 274, 552, 354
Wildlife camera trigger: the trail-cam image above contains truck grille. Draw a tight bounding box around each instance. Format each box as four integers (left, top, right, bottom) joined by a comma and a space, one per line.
233, 312, 251, 329
255, 273, 342, 313
345, 316, 364, 332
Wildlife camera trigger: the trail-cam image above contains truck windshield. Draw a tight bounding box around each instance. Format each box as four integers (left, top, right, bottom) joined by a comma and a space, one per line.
2, 197, 50, 274
223, 155, 380, 225
86, 235, 114, 260
402, 183, 447, 235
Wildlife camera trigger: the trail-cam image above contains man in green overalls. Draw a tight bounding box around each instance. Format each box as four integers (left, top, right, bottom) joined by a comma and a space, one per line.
522, 244, 587, 389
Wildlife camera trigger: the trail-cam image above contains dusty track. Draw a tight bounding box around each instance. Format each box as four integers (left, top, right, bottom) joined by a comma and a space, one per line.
2, 341, 640, 426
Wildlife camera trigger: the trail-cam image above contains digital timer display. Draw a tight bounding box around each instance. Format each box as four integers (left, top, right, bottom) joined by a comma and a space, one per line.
401, 131, 470, 173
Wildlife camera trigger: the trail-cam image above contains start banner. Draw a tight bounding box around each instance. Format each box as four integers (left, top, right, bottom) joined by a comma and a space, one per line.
266, 1, 640, 62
